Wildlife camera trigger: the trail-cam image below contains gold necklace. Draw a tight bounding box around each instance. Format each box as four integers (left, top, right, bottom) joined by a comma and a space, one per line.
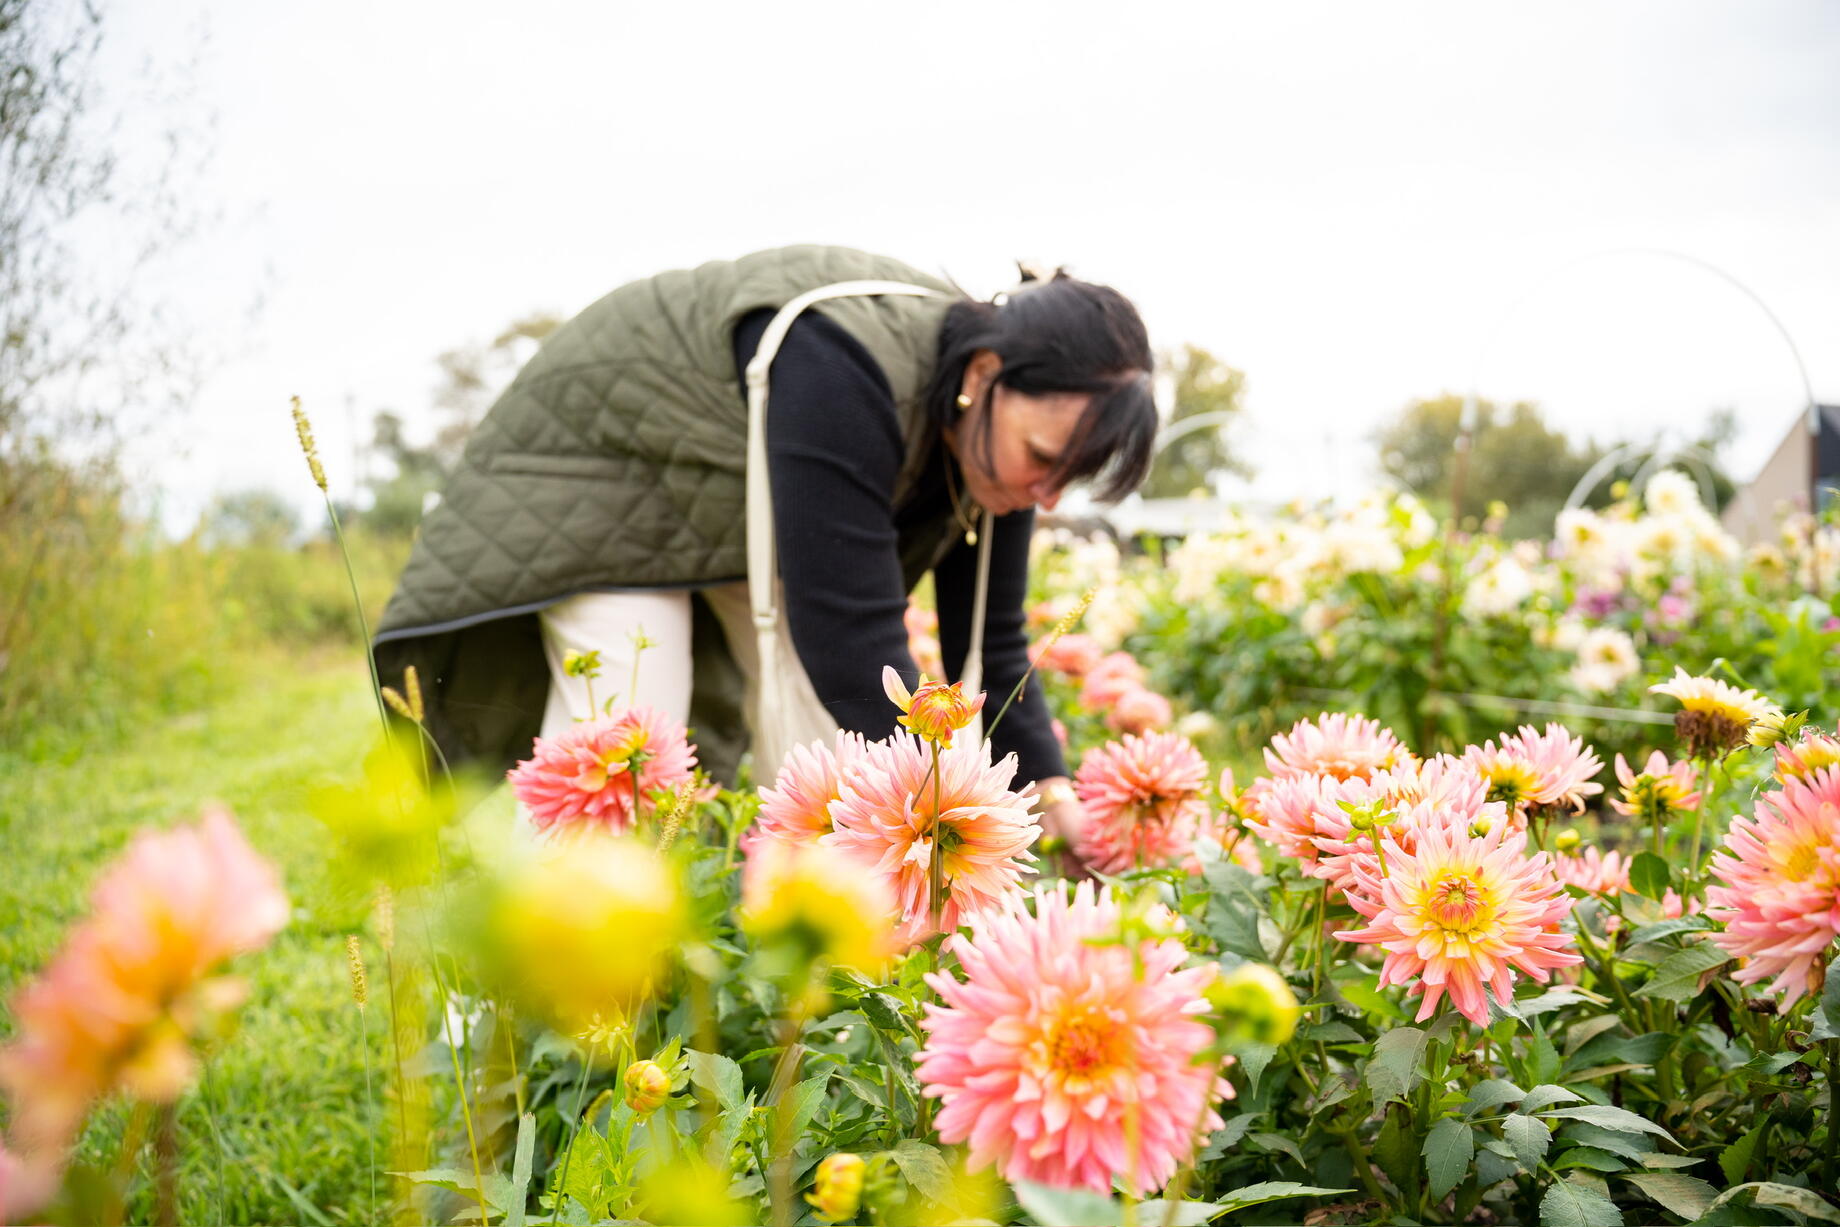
942, 450, 980, 547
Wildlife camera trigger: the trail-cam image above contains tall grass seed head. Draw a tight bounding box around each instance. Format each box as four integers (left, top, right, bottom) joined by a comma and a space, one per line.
290, 396, 327, 492
344, 935, 368, 1008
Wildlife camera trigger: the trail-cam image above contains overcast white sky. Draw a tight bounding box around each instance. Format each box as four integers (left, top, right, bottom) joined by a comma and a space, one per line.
94, 0, 1840, 530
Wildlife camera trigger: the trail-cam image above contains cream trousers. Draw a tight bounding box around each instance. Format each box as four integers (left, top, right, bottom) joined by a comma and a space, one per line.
534, 584, 839, 775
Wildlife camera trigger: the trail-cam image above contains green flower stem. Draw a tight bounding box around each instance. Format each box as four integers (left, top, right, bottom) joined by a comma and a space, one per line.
546, 1056, 596, 1227
928, 741, 945, 934
1825, 1039, 1839, 1193
419, 914, 490, 1227
766, 1011, 809, 1227
155, 1102, 178, 1227
319, 497, 392, 740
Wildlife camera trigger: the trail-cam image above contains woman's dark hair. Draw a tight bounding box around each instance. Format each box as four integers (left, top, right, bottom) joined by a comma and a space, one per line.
923, 270, 1157, 503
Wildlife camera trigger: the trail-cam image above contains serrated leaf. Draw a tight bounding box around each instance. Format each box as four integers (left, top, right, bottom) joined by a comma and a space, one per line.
1637, 1153, 1702, 1169
1814, 961, 1840, 1041
889, 1138, 953, 1203
686, 1049, 744, 1111
1503, 1113, 1550, 1172
1529, 1021, 1562, 1085
1560, 1123, 1650, 1162
1248, 1131, 1304, 1166
1520, 1083, 1585, 1114
1629, 852, 1669, 901
505, 1114, 536, 1227
1632, 944, 1729, 1002
1214, 1182, 1353, 1212
1464, 1078, 1525, 1116
777, 1072, 831, 1150
1422, 1117, 1474, 1200
1539, 1104, 1674, 1143
1238, 1040, 1278, 1096
1718, 1122, 1765, 1184
1366, 1026, 1430, 1104
1134, 1200, 1225, 1226
1011, 1180, 1119, 1226
855, 991, 912, 1037
1476, 1147, 1520, 1188
1552, 1146, 1626, 1173
1374, 1109, 1418, 1192
1709, 1181, 1840, 1223
1305, 1020, 1365, 1044
1622, 1172, 1717, 1220
1539, 1176, 1624, 1227
1626, 916, 1713, 945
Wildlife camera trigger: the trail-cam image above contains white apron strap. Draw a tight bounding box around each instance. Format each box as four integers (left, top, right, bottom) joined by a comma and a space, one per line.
744, 279, 999, 757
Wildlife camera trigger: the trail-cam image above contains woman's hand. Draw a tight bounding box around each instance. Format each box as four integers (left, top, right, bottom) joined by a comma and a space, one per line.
1031, 776, 1089, 878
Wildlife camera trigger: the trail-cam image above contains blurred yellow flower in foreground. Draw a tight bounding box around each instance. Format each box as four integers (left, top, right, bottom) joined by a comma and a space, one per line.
807, 1152, 865, 1222
740, 842, 897, 998
1206, 962, 1302, 1048
482, 835, 687, 1031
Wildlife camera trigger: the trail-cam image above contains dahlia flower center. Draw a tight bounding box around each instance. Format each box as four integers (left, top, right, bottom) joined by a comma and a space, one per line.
1481, 763, 1539, 807
1426, 871, 1490, 932
1046, 1010, 1121, 1079
1781, 840, 1819, 882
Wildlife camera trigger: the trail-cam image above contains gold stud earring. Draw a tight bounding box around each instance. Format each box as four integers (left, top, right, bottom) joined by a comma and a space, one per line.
956, 393, 972, 409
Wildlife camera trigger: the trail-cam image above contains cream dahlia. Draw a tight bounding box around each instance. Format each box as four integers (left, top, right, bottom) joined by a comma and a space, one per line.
1263, 712, 1414, 782
1073, 732, 1210, 874
823, 732, 1039, 946
1650, 668, 1781, 759
1462, 724, 1603, 815
916, 883, 1229, 1194
1334, 823, 1582, 1026
1705, 767, 1840, 1004
508, 706, 697, 838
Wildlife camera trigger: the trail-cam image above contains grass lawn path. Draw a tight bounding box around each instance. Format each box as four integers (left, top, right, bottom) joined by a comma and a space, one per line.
1, 652, 392, 1225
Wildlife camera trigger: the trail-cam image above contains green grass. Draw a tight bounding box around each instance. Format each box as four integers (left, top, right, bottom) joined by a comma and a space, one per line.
0, 649, 398, 1224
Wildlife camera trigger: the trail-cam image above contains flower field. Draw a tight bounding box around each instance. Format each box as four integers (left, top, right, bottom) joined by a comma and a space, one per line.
4, 472, 1840, 1226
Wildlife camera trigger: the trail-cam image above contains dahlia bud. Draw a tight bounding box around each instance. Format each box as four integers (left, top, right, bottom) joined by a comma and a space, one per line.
1206, 962, 1302, 1048
882, 665, 985, 745
1469, 815, 1494, 838
1747, 708, 1805, 749
807, 1152, 865, 1222
1554, 827, 1582, 852
623, 1060, 672, 1113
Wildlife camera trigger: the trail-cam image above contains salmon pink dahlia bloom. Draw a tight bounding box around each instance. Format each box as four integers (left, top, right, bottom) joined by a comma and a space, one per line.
916, 883, 1229, 1194
1030, 632, 1105, 678
1243, 772, 1335, 863
0, 809, 287, 1157
1264, 712, 1413, 782
748, 731, 867, 851
1078, 652, 1148, 712
1705, 767, 1840, 1004
508, 706, 697, 838
1463, 724, 1604, 815
823, 732, 1039, 945
1554, 846, 1634, 897
1073, 732, 1210, 873
1335, 823, 1582, 1026
1104, 687, 1173, 736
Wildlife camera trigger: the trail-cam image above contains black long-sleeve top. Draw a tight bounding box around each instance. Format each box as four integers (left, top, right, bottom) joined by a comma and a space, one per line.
731, 308, 1065, 784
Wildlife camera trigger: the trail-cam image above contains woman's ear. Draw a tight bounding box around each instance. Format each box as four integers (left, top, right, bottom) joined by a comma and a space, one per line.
962, 349, 1002, 402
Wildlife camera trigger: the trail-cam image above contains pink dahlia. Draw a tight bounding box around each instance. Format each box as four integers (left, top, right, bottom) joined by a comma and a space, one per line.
1463, 724, 1604, 815
1705, 766, 1840, 1004
916, 883, 1229, 1194
1073, 732, 1210, 874
1334, 822, 1582, 1026
0, 809, 288, 1158
1243, 772, 1335, 862
1263, 712, 1414, 783
1105, 686, 1173, 735
1776, 732, 1840, 784
1608, 751, 1701, 820
823, 732, 1039, 946
508, 705, 697, 838
1308, 763, 1501, 901
748, 731, 868, 852
1554, 846, 1634, 897
1078, 652, 1148, 712
1031, 632, 1105, 678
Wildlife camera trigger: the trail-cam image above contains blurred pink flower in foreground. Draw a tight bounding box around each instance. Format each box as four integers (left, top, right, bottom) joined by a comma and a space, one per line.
1264, 712, 1414, 783
747, 731, 867, 852
824, 732, 1039, 946
1335, 822, 1581, 1026
508, 705, 697, 838
916, 883, 1229, 1194
1074, 732, 1209, 873
1706, 766, 1840, 1005
1104, 687, 1173, 735
0, 809, 288, 1167
1463, 724, 1604, 815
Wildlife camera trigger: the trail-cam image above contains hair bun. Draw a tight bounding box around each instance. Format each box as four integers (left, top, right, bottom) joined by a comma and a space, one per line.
1014, 259, 1068, 284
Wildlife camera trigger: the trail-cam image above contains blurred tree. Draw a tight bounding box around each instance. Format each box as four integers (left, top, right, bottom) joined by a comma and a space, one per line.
195, 488, 300, 548
356, 313, 561, 535
1139, 344, 1252, 499
1376, 395, 1738, 537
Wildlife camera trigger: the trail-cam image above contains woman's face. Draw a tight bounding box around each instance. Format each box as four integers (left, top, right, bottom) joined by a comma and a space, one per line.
948, 351, 1088, 515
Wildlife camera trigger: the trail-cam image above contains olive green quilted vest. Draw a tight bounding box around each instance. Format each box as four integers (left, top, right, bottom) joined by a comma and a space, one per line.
373, 246, 960, 780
